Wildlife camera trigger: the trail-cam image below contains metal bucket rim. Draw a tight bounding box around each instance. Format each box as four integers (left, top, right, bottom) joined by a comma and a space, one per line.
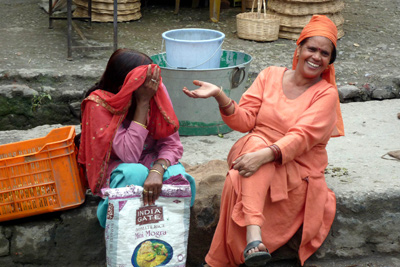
151, 50, 253, 71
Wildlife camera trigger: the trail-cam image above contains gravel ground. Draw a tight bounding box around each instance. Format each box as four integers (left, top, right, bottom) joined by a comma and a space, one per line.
1, 0, 399, 89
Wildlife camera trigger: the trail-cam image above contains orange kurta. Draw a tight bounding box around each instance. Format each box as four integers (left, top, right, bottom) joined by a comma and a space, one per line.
205, 66, 337, 266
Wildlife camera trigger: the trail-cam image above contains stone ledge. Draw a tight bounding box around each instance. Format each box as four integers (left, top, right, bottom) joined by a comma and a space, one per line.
0, 70, 400, 130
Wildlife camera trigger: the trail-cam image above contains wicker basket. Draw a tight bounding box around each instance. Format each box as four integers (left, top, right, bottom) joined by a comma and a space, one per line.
74, 0, 141, 10
280, 26, 304, 33
74, 8, 141, 21
279, 24, 345, 40
283, 0, 332, 2
236, 0, 280, 41
267, 10, 344, 28
268, 0, 344, 16
73, 0, 142, 22
245, 0, 254, 8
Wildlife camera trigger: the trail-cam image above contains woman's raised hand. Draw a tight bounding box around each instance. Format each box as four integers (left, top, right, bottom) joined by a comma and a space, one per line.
183, 80, 221, 99
135, 64, 161, 104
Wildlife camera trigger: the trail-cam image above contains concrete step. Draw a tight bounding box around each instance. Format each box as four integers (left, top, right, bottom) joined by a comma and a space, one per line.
0, 97, 399, 266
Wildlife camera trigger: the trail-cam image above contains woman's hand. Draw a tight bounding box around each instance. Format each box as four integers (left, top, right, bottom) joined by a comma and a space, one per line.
143, 170, 163, 206
233, 149, 273, 177
135, 64, 161, 104
182, 80, 220, 99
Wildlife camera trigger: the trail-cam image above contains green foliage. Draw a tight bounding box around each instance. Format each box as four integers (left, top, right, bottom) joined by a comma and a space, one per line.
325, 167, 349, 177
31, 92, 52, 112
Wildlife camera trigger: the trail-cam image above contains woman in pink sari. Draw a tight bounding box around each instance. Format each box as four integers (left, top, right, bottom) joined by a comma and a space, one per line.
184, 15, 344, 266
78, 48, 195, 228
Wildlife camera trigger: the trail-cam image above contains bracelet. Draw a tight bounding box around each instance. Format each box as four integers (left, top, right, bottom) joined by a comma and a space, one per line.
156, 158, 169, 170
220, 99, 234, 110
219, 99, 232, 108
133, 120, 147, 129
269, 144, 282, 161
154, 162, 168, 171
215, 86, 223, 98
149, 169, 162, 176
156, 158, 169, 165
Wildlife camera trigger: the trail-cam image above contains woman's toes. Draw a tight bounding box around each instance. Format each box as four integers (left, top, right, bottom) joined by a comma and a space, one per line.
258, 242, 267, 252
247, 242, 267, 256
247, 246, 259, 255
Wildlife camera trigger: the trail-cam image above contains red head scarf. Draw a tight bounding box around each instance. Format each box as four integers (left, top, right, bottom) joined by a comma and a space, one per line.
292, 15, 344, 137
78, 64, 179, 196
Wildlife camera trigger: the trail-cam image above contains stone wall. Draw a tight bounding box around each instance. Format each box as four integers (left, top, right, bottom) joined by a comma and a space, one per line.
1, 160, 399, 267
1, 73, 400, 131
0, 195, 106, 267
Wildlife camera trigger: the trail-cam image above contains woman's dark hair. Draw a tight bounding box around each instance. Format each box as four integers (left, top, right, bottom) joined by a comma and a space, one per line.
75, 49, 154, 148
299, 37, 337, 65
84, 48, 153, 98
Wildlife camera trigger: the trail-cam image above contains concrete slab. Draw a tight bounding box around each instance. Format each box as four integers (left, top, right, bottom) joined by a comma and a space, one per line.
179, 99, 400, 197
2, 100, 398, 195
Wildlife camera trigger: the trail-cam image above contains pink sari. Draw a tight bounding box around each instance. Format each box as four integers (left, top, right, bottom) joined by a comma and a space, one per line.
78, 64, 179, 196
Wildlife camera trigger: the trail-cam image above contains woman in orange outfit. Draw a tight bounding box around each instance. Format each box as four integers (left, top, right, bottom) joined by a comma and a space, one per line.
183, 15, 344, 267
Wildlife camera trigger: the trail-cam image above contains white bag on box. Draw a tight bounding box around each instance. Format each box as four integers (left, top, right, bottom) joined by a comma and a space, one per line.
102, 174, 191, 267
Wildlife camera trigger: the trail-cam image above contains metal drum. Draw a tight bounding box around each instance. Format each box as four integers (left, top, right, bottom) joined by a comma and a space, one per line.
151, 50, 253, 136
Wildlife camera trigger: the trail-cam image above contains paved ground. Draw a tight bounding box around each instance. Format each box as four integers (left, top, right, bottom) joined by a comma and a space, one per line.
3, 99, 399, 209
1, 0, 400, 88
180, 99, 400, 195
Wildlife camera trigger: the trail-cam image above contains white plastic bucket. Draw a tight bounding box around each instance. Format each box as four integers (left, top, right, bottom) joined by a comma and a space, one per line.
162, 28, 225, 69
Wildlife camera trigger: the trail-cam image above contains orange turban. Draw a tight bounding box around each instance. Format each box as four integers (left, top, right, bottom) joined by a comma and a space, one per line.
292, 15, 344, 137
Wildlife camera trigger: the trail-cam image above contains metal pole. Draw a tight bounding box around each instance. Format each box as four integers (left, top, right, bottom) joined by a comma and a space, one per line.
49, 0, 53, 29
67, 0, 72, 60
88, 0, 92, 27
113, 0, 118, 51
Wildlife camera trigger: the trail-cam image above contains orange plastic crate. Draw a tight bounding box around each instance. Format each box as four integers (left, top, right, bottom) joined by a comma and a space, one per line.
0, 126, 86, 222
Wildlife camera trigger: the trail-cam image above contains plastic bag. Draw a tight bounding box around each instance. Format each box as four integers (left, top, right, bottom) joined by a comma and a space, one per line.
102, 174, 192, 267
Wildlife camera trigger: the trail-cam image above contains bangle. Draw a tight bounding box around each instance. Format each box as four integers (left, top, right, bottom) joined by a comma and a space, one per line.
269, 144, 282, 161
133, 120, 147, 129
156, 158, 170, 165
220, 99, 234, 110
154, 162, 168, 171
215, 86, 223, 98
149, 169, 162, 176
220, 99, 232, 108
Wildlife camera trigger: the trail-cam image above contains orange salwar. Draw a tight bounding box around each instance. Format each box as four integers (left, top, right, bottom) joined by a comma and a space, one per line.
205, 66, 337, 266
